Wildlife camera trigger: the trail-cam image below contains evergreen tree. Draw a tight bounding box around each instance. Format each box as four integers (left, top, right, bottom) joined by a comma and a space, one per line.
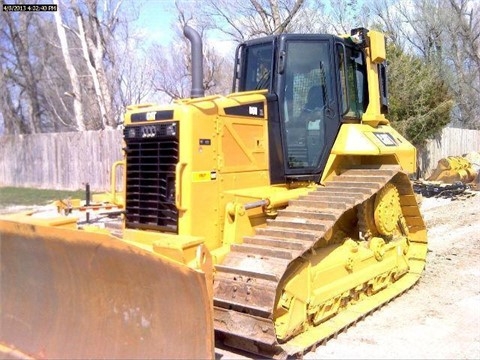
387, 43, 453, 146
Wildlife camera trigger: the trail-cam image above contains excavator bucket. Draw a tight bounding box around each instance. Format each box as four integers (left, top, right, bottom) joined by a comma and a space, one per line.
0, 216, 214, 359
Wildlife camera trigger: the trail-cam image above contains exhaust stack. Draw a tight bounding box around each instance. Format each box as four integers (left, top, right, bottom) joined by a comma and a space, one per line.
183, 25, 204, 98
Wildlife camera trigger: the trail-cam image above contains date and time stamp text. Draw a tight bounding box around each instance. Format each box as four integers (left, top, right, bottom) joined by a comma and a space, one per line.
3, 3, 58, 12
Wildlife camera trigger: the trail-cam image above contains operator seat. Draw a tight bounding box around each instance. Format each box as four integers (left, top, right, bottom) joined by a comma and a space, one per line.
303, 85, 325, 165
304, 85, 324, 112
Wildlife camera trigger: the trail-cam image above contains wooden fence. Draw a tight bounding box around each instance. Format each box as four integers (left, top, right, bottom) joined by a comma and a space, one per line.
0, 130, 123, 191
418, 127, 480, 178
0, 127, 479, 191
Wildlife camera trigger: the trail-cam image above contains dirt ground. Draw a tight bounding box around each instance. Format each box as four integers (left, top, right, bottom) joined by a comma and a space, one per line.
305, 193, 480, 359
217, 193, 480, 359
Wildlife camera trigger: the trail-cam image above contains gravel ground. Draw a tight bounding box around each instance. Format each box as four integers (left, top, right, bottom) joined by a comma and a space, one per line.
305, 193, 480, 359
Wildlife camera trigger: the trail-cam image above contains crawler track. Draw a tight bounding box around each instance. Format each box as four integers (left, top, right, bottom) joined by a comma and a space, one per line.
213, 166, 427, 358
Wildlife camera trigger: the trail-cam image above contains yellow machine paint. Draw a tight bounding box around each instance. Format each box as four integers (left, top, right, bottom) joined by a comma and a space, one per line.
0, 27, 427, 359
0, 215, 214, 359
427, 155, 478, 184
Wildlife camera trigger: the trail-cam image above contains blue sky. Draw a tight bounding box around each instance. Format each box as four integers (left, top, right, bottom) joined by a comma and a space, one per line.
132, 0, 178, 44
130, 0, 236, 56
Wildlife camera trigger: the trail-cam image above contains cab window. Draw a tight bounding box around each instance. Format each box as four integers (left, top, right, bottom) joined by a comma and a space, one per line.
337, 44, 367, 119
282, 41, 332, 170
240, 44, 274, 91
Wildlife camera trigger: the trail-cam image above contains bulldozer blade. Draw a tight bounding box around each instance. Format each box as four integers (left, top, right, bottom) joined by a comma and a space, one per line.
0, 217, 214, 359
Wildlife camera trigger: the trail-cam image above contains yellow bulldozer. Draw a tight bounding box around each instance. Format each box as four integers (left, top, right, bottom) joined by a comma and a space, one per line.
0, 26, 427, 359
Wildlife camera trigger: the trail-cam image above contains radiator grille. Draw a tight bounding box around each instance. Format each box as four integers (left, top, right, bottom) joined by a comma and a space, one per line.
123, 123, 179, 232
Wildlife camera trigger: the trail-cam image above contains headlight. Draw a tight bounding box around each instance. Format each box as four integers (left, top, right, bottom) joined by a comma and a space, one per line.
127, 127, 136, 138
166, 123, 177, 136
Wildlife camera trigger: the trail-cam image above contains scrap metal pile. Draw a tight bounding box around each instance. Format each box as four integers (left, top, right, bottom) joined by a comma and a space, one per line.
414, 152, 479, 199
413, 180, 474, 199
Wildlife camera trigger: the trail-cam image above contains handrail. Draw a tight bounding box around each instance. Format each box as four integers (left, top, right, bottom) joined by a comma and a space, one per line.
175, 162, 188, 211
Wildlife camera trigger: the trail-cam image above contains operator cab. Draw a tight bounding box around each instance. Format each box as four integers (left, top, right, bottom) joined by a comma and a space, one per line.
233, 30, 371, 183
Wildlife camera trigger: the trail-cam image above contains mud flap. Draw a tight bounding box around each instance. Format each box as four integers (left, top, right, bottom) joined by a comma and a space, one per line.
0, 218, 214, 359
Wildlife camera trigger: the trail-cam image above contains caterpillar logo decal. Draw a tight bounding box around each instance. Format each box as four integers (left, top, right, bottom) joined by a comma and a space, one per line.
373, 132, 397, 146
130, 110, 174, 122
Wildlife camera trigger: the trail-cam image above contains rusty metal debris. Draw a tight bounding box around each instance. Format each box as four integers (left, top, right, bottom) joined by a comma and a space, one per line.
413, 180, 476, 200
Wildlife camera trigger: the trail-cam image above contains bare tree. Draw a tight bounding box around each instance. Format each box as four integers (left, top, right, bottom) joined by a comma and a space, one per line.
199, 0, 306, 42
444, 0, 480, 128
0, 0, 135, 134
51, 0, 134, 130
0, 10, 46, 133
70, 0, 122, 129
0, 67, 22, 134
111, 8, 156, 109
327, 0, 367, 34
117, 46, 154, 106
148, 2, 232, 101
369, 0, 480, 129
0, 5, 88, 135
54, 0, 87, 131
